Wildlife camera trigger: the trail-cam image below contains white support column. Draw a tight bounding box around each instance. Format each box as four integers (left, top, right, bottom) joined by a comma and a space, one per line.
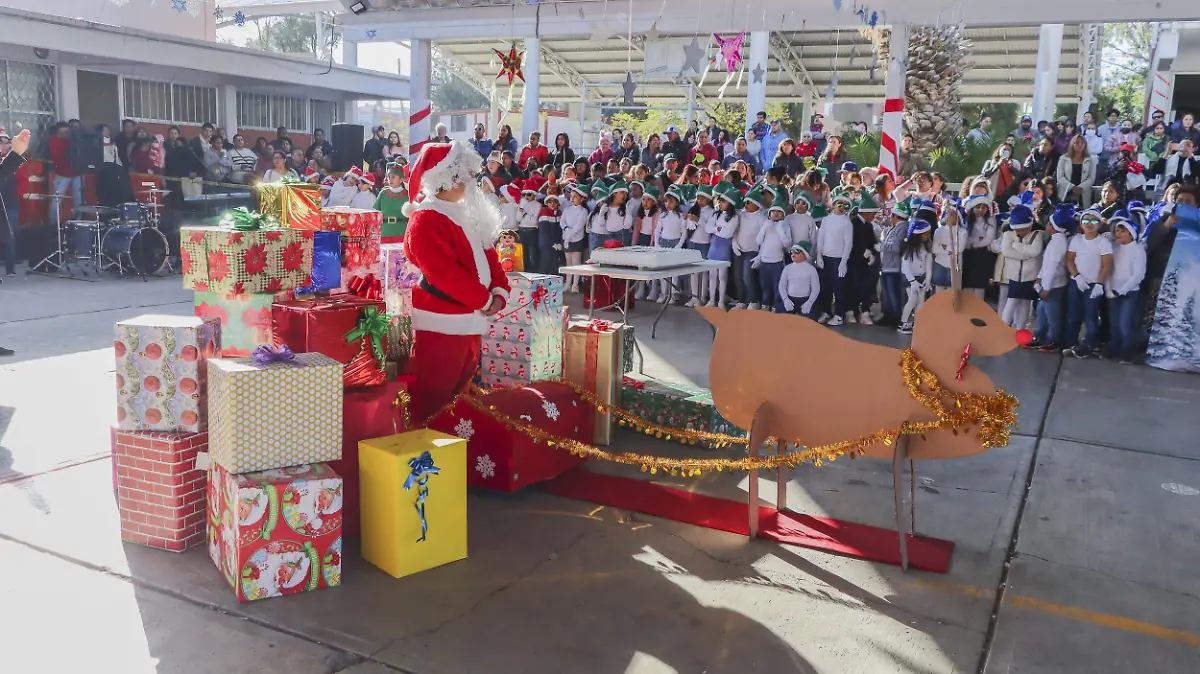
314, 13, 326, 60
801, 90, 815, 133
522, 37, 541, 144
1077, 24, 1099, 120
59, 63, 79, 122
686, 83, 696, 128
489, 79, 501, 139
878, 23, 908, 179
409, 38, 432, 162
1031, 24, 1064, 125
745, 31, 769, 137
342, 38, 358, 68
222, 84, 238, 136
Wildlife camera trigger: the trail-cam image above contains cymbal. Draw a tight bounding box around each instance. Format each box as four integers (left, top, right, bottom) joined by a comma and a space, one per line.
23, 193, 70, 200
75, 205, 120, 217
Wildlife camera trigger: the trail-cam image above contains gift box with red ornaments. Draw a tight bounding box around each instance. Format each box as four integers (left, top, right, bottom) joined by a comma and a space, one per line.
426, 381, 592, 492
207, 462, 343, 602
113, 429, 209, 552
114, 315, 221, 433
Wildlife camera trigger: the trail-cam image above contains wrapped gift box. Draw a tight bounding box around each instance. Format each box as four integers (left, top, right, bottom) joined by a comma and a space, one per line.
583, 276, 634, 311
114, 429, 209, 552
563, 319, 625, 445
427, 381, 592, 492
207, 462, 342, 602
180, 225, 314, 295
622, 325, 637, 374
381, 243, 420, 318
622, 374, 713, 437
208, 352, 343, 473
194, 291, 274, 358
489, 273, 564, 327
359, 429, 467, 579
115, 315, 221, 433
321, 208, 384, 296
330, 376, 413, 537
257, 181, 322, 231
272, 296, 388, 389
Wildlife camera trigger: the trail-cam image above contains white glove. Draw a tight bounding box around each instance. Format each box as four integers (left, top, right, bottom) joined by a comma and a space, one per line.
782, 297, 795, 312
814, 256, 824, 269
750, 255, 761, 269
864, 250, 876, 265
1033, 281, 1044, 295
732, 241, 743, 256
1089, 283, 1105, 299
1073, 275, 1090, 292
801, 300, 816, 315
837, 260, 847, 278
553, 244, 563, 251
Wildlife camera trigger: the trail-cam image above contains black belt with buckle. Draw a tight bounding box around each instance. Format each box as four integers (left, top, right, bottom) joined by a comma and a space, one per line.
418, 276, 468, 308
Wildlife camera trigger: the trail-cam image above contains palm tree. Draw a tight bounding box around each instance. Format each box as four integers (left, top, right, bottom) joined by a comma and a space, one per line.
898, 25, 971, 156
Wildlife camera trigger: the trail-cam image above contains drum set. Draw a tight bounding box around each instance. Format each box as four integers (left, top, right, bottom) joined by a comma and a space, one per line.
28, 185, 178, 280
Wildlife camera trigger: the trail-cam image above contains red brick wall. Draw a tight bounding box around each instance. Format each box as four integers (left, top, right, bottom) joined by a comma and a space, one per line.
113, 429, 209, 552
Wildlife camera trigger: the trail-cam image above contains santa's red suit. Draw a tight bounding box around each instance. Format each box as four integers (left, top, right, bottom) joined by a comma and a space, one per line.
403, 142, 511, 421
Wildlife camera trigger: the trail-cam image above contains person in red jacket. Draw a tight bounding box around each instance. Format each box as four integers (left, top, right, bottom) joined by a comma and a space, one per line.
0, 128, 30, 354
518, 131, 549, 170
403, 140, 511, 420
48, 122, 82, 215
689, 130, 720, 168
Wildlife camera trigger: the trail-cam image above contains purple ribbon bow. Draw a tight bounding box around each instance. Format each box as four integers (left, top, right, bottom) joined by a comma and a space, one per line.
252, 344, 298, 366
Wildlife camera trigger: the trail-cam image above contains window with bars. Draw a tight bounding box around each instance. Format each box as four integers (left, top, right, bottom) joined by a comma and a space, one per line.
0, 60, 57, 155
236, 91, 308, 132
123, 78, 217, 125
450, 114, 468, 133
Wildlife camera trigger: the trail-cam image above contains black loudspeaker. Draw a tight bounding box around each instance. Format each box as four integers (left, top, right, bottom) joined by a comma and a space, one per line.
330, 123, 365, 172
70, 129, 103, 174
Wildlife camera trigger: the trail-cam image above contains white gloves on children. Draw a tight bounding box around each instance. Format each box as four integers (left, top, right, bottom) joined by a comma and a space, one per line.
782, 297, 795, 312
814, 256, 824, 269
1089, 283, 1105, 299
1073, 275, 1090, 292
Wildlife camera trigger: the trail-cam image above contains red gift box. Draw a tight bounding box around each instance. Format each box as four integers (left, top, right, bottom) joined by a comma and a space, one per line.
427, 381, 592, 492
329, 375, 413, 537
272, 295, 387, 389
320, 208, 383, 278
207, 462, 343, 602
584, 277, 634, 311
113, 429, 208, 552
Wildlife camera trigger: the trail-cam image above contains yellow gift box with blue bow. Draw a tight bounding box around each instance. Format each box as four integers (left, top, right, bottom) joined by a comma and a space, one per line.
359, 429, 467, 579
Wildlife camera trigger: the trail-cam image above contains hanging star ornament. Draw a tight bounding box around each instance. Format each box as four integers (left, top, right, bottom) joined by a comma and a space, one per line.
645, 22, 660, 42
621, 72, 637, 105
680, 36, 706, 76
712, 32, 745, 72
751, 63, 765, 84
213, 5, 223, 20
494, 44, 526, 85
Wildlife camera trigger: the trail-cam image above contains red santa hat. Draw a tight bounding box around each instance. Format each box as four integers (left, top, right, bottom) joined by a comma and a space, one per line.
320, 177, 336, 188
360, 173, 377, 188
502, 182, 522, 202
343, 166, 364, 183
403, 140, 485, 217
0, 128, 9, 141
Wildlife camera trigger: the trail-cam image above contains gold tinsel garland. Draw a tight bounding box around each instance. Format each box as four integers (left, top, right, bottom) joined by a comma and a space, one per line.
409, 348, 1017, 478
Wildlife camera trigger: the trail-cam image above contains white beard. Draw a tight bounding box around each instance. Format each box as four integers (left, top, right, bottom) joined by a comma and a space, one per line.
415, 182, 502, 248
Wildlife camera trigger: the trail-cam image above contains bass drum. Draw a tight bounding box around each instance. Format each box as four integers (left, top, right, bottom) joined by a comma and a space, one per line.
101, 226, 168, 276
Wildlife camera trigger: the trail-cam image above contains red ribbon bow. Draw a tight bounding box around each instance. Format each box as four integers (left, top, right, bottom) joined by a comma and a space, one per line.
622, 376, 645, 390
586, 319, 614, 332
348, 273, 382, 300
1127, 161, 1145, 175
531, 284, 548, 310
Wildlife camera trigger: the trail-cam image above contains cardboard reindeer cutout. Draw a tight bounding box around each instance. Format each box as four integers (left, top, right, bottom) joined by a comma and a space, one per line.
698, 268, 1025, 569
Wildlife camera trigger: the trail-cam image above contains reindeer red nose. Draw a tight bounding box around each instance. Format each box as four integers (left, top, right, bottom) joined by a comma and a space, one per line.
1015, 329, 1033, 347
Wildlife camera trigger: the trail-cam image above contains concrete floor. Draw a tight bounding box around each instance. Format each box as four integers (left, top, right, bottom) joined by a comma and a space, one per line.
2, 271, 1199, 673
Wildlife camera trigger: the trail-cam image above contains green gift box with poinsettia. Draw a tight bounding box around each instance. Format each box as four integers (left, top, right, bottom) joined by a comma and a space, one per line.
180, 221, 314, 295
620, 374, 713, 436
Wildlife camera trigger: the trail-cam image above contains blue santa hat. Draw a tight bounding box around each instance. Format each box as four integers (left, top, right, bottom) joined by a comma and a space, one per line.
1110, 216, 1140, 240
905, 218, 931, 239
1050, 203, 1077, 233
1008, 204, 1034, 229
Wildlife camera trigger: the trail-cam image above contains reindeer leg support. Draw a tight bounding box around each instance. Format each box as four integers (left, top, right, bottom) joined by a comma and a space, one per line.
892, 435, 913, 571
747, 403, 776, 538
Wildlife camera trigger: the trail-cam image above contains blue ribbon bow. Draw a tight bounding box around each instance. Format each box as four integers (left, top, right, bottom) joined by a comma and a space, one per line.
403, 451, 440, 543
252, 344, 298, 366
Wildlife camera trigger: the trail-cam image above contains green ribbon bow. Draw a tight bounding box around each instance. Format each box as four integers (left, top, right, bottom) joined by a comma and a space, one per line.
220, 207, 279, 231
278, 175, 301, 184
343, 306, 390, 366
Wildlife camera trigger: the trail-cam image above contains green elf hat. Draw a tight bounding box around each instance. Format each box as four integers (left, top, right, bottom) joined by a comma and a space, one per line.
641, 185, 661, 201
569, 181, 590, 198
386, 162, 405, 178
792, 190, 815, 210
664, 186, 685, 203
762, 183, 779, 198
767, 203, 786, 217
891, 197, 914, 220
680, 183, 697, 202
697, 183, 714, 200
831, 193, 854, 208
609, 179, 630, 194
631, 179, 647, 192
590, 181, 606, 196
789, 241, 814, 259
714, 182, 744, 210
853, 192, 880, 213
744, 186, 766, 209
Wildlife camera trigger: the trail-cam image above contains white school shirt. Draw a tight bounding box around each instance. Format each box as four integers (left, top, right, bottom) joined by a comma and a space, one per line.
1037, 232, 1070, 289
604, 204, 633, 234
901, 246, 933, 282
965, 216, 997, 250
560, 203, 588, 244
779, 260, 820, 311
735, 209, 766, 252
932, 224, 966, 269
817, 213, 854, 261
349, 189, 376, 210
1067, 234, 1113, 284
518, 198, 540, 229
688, 206, 714, 244
587, 206, 608, 234
655, 211, 686, 244
638, 209, 658, 235
786, 212, 816, 248
755, 218, 792, 264
707, 209, 740, 240
499, 200, 520, 230
1107, 240, 1147, 296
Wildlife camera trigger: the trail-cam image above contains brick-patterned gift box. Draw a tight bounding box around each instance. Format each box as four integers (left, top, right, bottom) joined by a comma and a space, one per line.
113, 429, 209, 552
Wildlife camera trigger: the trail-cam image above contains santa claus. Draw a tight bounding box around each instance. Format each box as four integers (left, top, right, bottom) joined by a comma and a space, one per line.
403, 141, 511, 420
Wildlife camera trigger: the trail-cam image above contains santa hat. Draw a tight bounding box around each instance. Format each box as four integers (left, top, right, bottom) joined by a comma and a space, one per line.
964, 193, 992, 212
1008, 205, 1034, 228
320, 177, 335, 189
502, 182, 522, 202
1110, 216, 1139, 240
360, 173, 377, 188
1050, 203, 1076, 233
403, 140, 485, 217
568, 181, 589, 198
543, 193, 561, 206
905, 219, 931, 239
0, 128, 9, 141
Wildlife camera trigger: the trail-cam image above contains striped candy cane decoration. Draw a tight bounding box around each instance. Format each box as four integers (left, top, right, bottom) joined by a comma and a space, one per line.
877, 97, 904, 180
409, 102, 432, 164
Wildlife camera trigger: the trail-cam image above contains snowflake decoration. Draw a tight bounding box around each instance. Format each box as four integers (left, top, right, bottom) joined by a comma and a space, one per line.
107, 0, 131, 7
233, 10, 246, 26
519, 414, 533, 421
366, 29, 377, 39
475, 454, 496, 479
187, 0, 201, 17
454, 418, 475, 441
171, 0, 187, 13
543, 400, 560, 421
213, 6, 223, 20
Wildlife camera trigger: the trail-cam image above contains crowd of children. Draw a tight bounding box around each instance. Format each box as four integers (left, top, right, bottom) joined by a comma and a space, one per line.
475, 144, 1169, 364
